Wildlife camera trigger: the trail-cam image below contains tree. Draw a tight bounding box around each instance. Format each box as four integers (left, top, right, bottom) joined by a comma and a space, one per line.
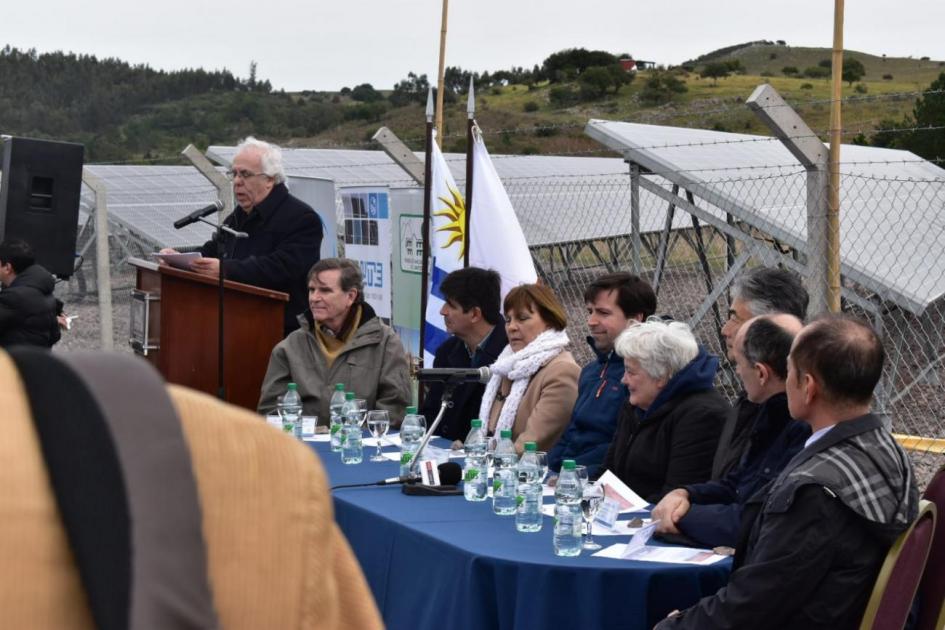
841, 59, 866, 86
540, 48, 619, 83
350, 83, 382, 102
389, 72, 430, 106
578, 66, 613, 99
906, 72, 945, 160
639, 71, 688, 105
803, 66, 831, 79
701, 62, 730, 85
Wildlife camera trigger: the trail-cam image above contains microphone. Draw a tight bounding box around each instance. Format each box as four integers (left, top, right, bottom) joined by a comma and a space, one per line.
330, 461, 461, 491
401, 461, 463, 496
415, 367, 492, 384
173, 200, 224, 229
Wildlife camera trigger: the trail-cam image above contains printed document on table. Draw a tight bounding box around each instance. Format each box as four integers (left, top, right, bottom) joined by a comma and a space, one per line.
152, 252, 201, 270
593, 543, 727, 565
595, 470, 649, 513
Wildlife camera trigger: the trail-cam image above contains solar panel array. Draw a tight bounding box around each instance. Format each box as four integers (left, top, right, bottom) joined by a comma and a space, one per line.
206, 146, 694, 247
585, 120, 945, 315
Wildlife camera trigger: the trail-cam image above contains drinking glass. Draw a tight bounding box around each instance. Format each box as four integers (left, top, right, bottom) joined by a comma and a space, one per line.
534, 451, 549, 483
366, 410, 391, 462
581, 483, 604, 550
574, 465, 589, 488
349, 398, 368, 428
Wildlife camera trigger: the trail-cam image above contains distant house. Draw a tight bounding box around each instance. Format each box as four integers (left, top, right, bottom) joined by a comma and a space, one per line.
619, 58, 658, 72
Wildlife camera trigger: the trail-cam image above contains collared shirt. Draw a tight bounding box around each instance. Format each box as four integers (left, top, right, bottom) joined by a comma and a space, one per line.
466, 326, 496, 365
804, 423, 836, 449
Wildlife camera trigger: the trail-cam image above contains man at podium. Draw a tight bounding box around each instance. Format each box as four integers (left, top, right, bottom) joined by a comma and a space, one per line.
164, 137, 323, 335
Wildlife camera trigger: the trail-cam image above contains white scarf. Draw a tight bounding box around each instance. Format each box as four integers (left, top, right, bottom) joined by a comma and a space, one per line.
479, 329, 571, 435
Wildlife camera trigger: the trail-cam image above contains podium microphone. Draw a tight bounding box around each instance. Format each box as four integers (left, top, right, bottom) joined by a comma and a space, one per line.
415, 367, 492, 384
173, 200, 224, 229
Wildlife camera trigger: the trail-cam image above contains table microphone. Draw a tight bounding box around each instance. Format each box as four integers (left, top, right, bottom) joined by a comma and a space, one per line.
415, 367, 492, 384
401, 461, 463, 496
330, 461, 460, 491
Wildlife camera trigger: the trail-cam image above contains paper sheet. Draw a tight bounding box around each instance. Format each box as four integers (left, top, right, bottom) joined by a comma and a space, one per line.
152, 252, 200, 270
595, 470, 649, 513
593, 543, 727, 565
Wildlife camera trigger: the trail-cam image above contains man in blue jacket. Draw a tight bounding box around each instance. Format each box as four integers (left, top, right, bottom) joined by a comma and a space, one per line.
547, 273, 656, 477
652, 313, 810, 547
420, 267, 507, 442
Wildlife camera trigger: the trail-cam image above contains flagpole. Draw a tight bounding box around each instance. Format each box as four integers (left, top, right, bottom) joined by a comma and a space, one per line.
435, 0, 449, 141
464, 77, 475, 267
420, 88, 435, 367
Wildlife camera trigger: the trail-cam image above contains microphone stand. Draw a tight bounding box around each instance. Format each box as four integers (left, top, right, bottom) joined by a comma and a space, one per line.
408, 375, 465, 476
194, 216, 247, 401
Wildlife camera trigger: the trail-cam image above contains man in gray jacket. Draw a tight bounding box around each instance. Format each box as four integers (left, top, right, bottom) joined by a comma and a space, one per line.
258, 258, 410, 426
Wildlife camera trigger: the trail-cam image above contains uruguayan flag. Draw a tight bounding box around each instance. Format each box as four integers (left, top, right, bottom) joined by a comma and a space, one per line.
469, 128, 537, 298
423, 136, 465, 367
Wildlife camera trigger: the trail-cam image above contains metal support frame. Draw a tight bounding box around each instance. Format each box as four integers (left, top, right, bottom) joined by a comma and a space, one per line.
80, 168, 114, 351
629, 162, 642, 274
373, 126, 425, 186
182, 144, 233, 221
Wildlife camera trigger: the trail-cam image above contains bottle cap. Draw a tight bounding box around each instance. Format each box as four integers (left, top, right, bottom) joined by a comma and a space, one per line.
345, 392, 355, 400
287, 383, 298, 391
524, 441, 537, 452
406, 405, 417, 414
471, 419, 483, 428
335, 383, 345, 391
562, 460, 576, 470
500, 429, 512, 439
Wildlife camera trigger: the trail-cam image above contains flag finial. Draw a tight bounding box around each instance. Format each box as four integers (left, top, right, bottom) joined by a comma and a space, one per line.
426, 87, 435, 122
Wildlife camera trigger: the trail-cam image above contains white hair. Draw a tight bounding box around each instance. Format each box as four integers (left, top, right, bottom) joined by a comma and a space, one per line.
236, 136, 286, 184
614, 318, 699, 380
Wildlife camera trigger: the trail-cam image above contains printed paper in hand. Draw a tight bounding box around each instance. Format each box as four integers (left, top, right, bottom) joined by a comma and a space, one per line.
152, 252, 201, 270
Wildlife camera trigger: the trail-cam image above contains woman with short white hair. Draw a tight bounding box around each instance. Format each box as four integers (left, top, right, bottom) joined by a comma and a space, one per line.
601, 318, 729, 503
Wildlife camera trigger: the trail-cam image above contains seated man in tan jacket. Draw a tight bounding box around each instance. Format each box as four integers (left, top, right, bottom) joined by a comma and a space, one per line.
0, 346, 381, 630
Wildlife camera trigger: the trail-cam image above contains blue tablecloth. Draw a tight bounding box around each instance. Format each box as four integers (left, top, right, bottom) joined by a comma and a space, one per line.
313, 438, 730, 630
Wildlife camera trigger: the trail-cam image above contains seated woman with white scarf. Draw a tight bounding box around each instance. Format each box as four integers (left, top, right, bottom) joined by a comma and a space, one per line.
479, 284, 580, 454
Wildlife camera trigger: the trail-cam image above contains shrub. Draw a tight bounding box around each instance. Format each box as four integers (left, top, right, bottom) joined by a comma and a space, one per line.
803, 66, 830, 79
882, 73, 894, 80
782, 66, 799, 76
854, 83, 868, 94
548, 84, 579, 106
523, 100, 539, 112
800, 83, 814, 90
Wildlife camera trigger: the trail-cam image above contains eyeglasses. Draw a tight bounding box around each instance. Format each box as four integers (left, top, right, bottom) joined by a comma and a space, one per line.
226, 169, 269, 180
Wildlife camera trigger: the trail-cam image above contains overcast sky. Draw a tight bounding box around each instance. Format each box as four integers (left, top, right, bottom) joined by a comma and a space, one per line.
4, 0, 944, 91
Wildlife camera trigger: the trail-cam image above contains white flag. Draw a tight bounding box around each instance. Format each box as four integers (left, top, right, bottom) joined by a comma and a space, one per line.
423, 135, 465, 367
469, 130, 537, 298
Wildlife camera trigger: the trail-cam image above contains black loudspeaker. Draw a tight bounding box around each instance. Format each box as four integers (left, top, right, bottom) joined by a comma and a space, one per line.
0, 137, 84, 278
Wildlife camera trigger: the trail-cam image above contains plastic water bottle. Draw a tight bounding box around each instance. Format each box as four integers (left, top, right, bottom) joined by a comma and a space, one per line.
329, 384, 346, 452
492, 429, 518, 515
553, 459, 583, 556
337, 392, 356, 450
399, 406, 425, 477
280, 383, 303, 439
515, 441, 543, 532
340, 424, 363, 464
463, 419, 489, 501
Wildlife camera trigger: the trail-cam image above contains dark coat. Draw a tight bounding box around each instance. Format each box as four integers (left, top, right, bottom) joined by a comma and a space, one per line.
199, 183, 323, 335
419, 325, 508, 441
677, 392, 810, 547
601, 347, 729, 503
658, 414, 918, 630
0, 264, 61, 348
711, 392, 760, 479
547, 337, 626, 477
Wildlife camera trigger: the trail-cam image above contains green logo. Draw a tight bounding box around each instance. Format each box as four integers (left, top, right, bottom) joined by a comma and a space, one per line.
400, 453, 413, 465
516, 495, 525, 507
493, 479, 502, 492
464, 468, 479, 482
340, 434, 347, 445
330, 424, 341, 435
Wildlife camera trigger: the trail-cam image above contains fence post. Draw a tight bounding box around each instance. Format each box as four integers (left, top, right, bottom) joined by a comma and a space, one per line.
746, 84, 830, 317
629, 162, 642, 274
80, 168, 114, 351
181, 144, 233, 220
373, 127, 425, 186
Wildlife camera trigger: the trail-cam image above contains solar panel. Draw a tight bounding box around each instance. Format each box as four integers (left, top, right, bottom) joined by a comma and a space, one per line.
584, 120, 945, 315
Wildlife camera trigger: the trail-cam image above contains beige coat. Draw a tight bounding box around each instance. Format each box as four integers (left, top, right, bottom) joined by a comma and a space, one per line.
486, 351, 580, 453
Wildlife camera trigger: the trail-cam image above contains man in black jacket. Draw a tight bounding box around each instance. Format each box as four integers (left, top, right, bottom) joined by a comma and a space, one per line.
162, 137, 323, 335
0, 239, 61, 348
652, 314, 809, 547
713, 266, 809, 478
420, 267, 507, 442
657, 315, 918, 630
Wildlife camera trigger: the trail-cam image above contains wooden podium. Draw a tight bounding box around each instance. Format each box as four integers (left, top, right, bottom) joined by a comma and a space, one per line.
128, 258, 289, 410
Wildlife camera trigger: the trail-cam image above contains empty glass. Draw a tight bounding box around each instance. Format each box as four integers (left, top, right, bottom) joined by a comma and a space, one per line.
534, 451, 549, 483
581, 483, 604, 550
366, 410, 391, 462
